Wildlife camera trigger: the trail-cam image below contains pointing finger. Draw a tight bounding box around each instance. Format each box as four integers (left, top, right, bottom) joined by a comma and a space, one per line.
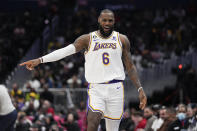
20, 62, 28, 66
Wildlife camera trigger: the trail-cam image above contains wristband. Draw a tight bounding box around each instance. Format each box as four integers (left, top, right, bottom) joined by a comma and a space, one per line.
138, 87, 143, 92
39, 57, 43, 63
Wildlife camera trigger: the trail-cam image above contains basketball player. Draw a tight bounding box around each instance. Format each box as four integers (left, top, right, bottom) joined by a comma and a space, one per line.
0, 85, 17, 131
20, 9, 147, 131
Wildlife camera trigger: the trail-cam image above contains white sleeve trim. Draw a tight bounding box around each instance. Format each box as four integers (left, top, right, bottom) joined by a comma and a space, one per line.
40, 44, 76, 63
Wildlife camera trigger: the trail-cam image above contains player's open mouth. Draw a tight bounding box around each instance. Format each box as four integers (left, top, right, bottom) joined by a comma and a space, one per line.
104, 27, 110, 31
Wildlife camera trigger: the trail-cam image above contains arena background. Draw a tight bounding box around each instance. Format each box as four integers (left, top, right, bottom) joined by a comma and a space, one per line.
0, 0, 197, 130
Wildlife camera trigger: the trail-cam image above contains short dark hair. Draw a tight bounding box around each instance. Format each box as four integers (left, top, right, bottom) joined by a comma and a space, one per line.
132, 111, 143, 117
145, 106, 154, 111
100, 9, 114, 16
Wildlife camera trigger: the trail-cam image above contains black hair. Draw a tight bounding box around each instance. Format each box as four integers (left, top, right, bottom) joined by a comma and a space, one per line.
100, 9, 114, 16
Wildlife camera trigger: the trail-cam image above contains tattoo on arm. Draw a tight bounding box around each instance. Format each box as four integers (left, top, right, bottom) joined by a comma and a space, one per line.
73, 34, 90, 52
121, 34, 142, 89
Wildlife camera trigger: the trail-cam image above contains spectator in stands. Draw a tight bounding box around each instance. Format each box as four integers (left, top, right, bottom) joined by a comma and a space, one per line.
10, 83, 23, 99
24, 83, 40, 101
131, 111, 147, 131
22, 92, 40, 115
77, 101, 87, 131
40, 100, 55, 116
158, 107, 177, 131
168, 104, 189, 130
119, 109, 135, 131
67, 74, 82, 88
43, 114, 54, 130
144, 106, 157, 131
64, 112, 80, 131
29, 124, 39, 131
187, 106, 194, 118
15, 112, 32, 131
152, 104, 161, 117
187, 111, 197, 131
151, 106, 167, 131
50, 122, 64, 131
40, 84, 54, 103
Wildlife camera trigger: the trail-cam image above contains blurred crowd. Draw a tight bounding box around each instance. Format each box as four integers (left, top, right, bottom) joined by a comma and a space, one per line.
10, 82, 87, 131
119, 103, 197, 131
32, 7, 197, 88
0, 11, 49, 83
57, 7, 197, 70
1, 4, 197, 131
9, 82, 197, 130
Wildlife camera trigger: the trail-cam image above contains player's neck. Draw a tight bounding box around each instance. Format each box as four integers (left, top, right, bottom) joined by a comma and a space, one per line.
97, 30, 113, 38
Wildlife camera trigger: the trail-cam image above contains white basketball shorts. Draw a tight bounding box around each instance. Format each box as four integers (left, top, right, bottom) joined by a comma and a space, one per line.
87, 81, 124, 120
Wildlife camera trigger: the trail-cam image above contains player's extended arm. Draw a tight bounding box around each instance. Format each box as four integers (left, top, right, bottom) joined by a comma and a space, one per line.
20, 34, 89, 70
120, 34, 147, 110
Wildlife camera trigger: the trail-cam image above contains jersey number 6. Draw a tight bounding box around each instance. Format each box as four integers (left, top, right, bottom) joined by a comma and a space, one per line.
102, 52, 110, 65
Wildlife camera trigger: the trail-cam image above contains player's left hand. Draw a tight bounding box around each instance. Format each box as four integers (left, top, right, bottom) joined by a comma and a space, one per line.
138, 89, 147, 110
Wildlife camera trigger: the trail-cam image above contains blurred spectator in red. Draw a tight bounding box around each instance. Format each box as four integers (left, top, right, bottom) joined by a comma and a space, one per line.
40, 100, 55, 116
132, 111, 147, 131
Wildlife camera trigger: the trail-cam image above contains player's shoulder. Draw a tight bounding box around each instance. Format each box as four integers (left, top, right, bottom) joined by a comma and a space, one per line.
79, 33, 90, 39
118, 33, 128, 40
118, 33, 130, 45
76, 33, 90, 43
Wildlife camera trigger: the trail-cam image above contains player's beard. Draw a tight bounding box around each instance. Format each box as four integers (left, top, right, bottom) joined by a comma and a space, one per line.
99, 24, 114, 37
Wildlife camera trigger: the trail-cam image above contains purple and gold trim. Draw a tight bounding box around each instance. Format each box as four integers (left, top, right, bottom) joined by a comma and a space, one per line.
87, 82, 124, 120
104, 82, 124, 120
95, 31, 114, 39
117, 32, 122, 50
87, 84, 104, 115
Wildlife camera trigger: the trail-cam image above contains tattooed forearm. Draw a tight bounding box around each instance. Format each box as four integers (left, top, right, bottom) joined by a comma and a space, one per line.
120, 34, 147, 109
126, 63, 142, 89
120, 34, 142, 90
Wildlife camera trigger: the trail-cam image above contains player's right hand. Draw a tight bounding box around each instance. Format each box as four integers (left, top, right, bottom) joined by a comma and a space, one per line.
19, 58, 41, 70
139, 89, 147, 110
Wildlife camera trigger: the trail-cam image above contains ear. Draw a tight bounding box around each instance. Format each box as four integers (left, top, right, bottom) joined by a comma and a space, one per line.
98, 17, 100, 24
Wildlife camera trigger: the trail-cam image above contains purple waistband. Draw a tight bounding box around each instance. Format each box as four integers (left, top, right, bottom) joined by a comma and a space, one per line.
101, 79, 123, 84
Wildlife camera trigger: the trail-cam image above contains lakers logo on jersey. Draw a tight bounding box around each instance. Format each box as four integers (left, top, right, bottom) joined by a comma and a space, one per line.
112, 36, 117, 41
92, 35, 99, 41
93, 43, 117, 51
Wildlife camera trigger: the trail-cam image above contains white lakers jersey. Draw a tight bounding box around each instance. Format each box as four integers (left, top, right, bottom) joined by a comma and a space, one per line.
84, 31, 125, 83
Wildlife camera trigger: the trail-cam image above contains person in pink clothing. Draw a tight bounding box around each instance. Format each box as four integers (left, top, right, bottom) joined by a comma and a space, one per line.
77, 101, 87, 131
